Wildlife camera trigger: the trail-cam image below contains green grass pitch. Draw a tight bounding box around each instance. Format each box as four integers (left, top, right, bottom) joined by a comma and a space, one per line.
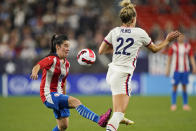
1, 96, 196, 131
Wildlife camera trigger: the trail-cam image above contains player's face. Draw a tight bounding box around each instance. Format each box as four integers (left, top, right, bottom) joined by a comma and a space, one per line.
177, 34, 185, 43
57, 40, 70, 58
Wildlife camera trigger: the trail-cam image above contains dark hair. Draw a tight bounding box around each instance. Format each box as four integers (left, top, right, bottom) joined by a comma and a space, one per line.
50, 34, 68, 53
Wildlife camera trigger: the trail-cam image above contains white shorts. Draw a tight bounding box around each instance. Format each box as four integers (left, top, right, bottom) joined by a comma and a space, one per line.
106, 67, 132, 96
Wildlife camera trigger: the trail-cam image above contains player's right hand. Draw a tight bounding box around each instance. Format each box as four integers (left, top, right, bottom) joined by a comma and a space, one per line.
166, 31, 181, 42
30, 73, 38, 80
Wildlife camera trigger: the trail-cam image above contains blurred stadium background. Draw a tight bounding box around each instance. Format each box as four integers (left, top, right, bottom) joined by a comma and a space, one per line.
0, 0, 196, 131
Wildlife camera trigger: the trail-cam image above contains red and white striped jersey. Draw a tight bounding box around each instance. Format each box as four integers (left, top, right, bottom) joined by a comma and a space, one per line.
168, 43, 193, 72
38, 54, 70, 103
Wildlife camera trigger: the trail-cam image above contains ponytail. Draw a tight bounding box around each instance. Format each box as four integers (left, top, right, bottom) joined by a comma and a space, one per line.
120, 0, 132, 7
50, 34, 58, 53
119, 0, 136, 24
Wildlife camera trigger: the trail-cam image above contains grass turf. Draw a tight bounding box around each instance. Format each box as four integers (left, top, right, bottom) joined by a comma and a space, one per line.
0, 96, 196, 131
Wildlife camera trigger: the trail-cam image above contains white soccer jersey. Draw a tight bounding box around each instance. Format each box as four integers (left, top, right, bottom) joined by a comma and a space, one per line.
104, 27, 152, 74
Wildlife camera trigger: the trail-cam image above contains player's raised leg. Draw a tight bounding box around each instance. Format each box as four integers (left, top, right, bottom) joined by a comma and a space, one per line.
68, 96, 112, 127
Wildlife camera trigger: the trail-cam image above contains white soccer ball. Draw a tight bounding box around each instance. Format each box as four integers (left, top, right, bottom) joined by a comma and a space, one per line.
77, 48, 96, 66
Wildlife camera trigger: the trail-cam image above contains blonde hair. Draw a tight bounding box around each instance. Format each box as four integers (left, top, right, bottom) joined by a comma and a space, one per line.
119, 0, 136, 25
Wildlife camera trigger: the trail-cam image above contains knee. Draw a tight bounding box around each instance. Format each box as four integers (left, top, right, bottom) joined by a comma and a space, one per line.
173, 89, 177, 92
173, 86, 177, 92
182, 89, 187, 92
68, 96, 82, 108
73, 98, 82, 107
182, 86, 187, 92
59, 124, 68, 131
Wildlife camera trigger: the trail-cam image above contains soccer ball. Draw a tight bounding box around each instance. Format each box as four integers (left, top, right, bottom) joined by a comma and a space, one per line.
77, 48, 96, 66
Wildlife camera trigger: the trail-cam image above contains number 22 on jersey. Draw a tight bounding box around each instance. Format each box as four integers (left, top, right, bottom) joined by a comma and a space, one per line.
115, 37, 134, 56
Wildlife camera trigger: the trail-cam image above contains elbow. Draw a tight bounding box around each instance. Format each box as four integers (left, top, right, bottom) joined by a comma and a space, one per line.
148, 45, 159, 53
151, 49, 158, 53
152, 50, 158, 53
151, 47, 159, 53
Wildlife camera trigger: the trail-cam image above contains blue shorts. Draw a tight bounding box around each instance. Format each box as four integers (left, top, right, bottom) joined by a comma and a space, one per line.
44, 92, 70, 119
172, 72, 189, 85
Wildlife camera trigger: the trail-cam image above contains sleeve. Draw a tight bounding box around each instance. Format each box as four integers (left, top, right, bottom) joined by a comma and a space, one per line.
188, 45, 193, 56
140, 29, 152, 47
37, 56, 54, 70
168, 46, 173, 56
104, 30, 113, 46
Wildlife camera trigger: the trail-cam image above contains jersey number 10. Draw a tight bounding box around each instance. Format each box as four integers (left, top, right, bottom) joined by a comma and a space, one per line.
115, 37, 134, 56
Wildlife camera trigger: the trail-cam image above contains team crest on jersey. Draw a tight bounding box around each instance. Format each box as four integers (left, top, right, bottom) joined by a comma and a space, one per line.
54, 93, 60, 97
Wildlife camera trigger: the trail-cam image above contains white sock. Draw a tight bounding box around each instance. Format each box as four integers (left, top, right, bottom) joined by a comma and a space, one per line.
106, 112, 124, 131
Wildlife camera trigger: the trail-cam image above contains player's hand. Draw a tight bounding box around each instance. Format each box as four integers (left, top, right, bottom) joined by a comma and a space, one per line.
30, 64, 40, 80
30, 73, 38, 80
166, 31, 181, 42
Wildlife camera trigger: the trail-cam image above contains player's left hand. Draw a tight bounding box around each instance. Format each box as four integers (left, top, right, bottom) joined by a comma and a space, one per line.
166, 31, 181, 42
30, 73, 38, 80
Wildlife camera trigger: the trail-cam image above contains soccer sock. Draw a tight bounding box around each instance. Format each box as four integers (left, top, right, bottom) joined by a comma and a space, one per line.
53, 126, 60, 131
171, 91, 177, 105
76, 104, 99, 123
106, 112, 124, 131
182, 91, 188, 105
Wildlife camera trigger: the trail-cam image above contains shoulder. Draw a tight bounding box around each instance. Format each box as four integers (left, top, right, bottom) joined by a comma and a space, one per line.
47, 56, 58, 63
39, 55, 56, 62
184, 43, 191, 49
133, 27, 148, 35
46, 55, 56, 60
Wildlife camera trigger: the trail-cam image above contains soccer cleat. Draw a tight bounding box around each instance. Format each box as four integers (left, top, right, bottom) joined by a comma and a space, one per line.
170, 105, 177, 111
183, 105, 191, 111
98, 108, 112, 127
120, 117, 135, 125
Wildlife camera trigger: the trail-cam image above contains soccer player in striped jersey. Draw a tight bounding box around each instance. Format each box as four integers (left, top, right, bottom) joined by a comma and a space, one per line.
30, 34, 112, 131
98, 0, 180, 130
166, 34, 196, 111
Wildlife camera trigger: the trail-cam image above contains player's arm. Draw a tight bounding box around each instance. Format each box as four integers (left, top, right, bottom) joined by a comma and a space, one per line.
30, 64, 40, 80
30, 56, 53, 80
147, 31, 180, 53
98, 41, 113, 55
190, 55, 196, 74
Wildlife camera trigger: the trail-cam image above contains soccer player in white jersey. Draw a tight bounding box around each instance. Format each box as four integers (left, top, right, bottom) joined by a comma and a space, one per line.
98, 0, 180, 130
30, 34, 112, 131
166, 34, 196, 111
